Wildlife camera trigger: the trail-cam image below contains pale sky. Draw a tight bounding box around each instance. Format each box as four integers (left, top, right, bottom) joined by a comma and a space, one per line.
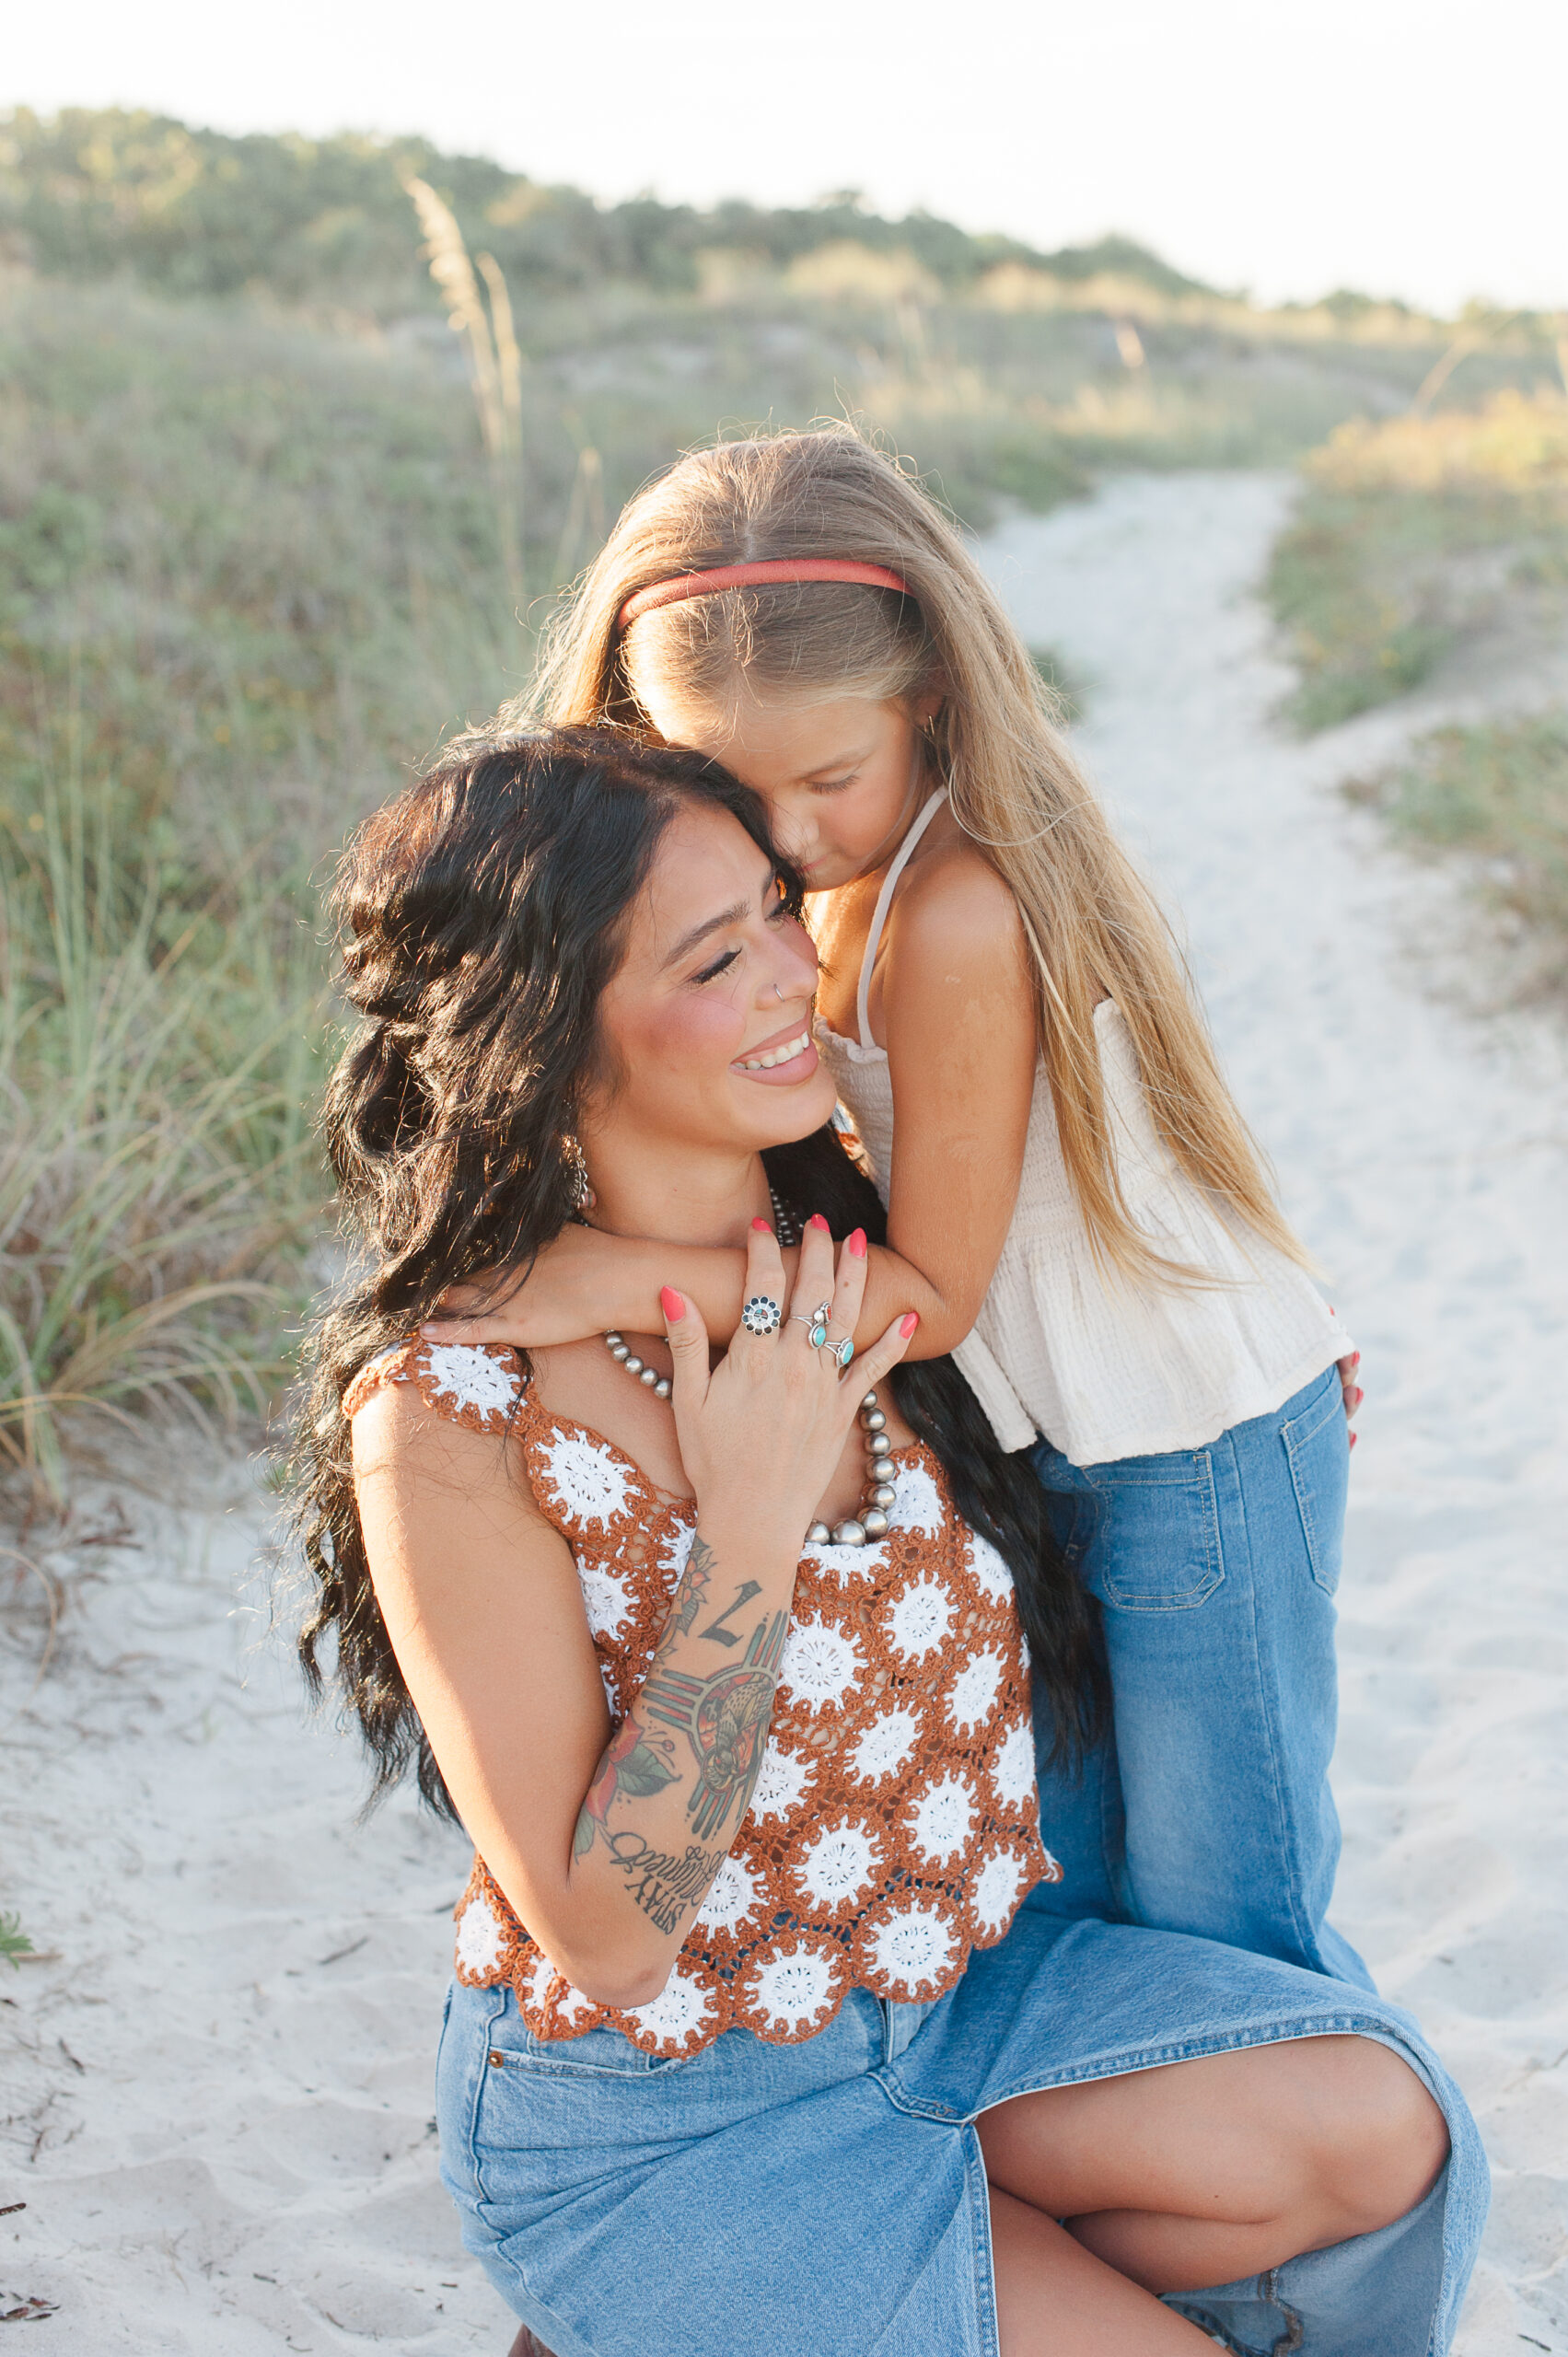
6, 0, 1564, 318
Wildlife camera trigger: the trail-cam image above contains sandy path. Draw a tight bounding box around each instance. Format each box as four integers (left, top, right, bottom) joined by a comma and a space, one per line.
981, 474, 1568, 2354
2, 470, 1562, 2353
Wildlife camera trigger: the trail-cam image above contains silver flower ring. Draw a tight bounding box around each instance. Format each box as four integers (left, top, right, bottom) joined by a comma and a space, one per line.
740, 1295, 783, 1337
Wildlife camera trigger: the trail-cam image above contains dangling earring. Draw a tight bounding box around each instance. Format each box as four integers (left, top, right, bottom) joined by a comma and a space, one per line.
563, 1135, 597, 1213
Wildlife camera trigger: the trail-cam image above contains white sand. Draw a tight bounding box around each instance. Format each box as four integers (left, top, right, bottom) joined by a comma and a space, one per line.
0, 1448, 498, 2352
3, 470, 1563, 2351
984, 474, 1568, 2352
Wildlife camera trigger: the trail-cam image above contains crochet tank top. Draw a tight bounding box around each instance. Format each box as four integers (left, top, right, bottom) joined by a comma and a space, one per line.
344, 1337, 1055, 2060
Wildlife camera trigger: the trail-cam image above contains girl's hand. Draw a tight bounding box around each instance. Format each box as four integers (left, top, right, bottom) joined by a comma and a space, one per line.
421, 1226, 610, 1352
1337, 1350, 1363, 1451
661, 1216, 916, 1544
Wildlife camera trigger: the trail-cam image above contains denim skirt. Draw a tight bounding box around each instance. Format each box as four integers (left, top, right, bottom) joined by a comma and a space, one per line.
437, 1909, 1487, 2357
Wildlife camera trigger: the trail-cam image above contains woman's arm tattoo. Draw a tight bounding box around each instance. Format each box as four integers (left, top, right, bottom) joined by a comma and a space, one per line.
575, 1537, 788, 1864
601, 1832, 730, 1934
573, 1715, 682, 1858
640, 1609, 787, 1840
670, 1534, 716, 1636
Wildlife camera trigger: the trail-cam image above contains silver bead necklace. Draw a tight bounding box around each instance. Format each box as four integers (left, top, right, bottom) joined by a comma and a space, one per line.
806, 1392, 897, 1547
599, 1184, 898, 1546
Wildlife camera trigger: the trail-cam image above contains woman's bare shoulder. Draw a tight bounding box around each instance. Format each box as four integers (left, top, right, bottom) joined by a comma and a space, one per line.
348, 1356, 531, 1493
346, 1340, 559, 1528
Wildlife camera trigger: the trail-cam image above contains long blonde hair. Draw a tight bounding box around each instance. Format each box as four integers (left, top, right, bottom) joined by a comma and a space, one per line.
516, 427, 1306, 1286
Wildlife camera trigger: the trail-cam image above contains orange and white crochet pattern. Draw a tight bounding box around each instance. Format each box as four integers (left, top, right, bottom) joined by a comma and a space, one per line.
344, 1338, 1059, 2059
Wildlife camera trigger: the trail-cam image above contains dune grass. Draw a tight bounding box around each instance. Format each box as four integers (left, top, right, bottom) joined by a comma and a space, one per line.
1345, 711, 1568, 997
0, 277, 541, 1498
0, 278, 530, 853
1271, 391, 1568, 994
0, 755, 327, 1497
1268, 389, 1568, 730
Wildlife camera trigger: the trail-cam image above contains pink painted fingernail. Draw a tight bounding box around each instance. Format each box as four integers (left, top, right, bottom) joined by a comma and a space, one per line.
1351, 1351, 1361, 1366
1351, 1387, 1365, 1410
1348, 1431, 1358, 1449
900, 1312, 919, 1339
660, 1287, 684, 1321
807, 1213, 830, 1233
847, 1228, 866, 1259
751, 1217, 772, 1232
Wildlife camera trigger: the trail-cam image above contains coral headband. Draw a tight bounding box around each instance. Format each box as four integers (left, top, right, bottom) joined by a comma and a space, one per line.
617, 557, 911, 633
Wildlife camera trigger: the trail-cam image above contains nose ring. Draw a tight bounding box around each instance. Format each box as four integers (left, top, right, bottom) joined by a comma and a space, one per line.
772, 982, 784, 1001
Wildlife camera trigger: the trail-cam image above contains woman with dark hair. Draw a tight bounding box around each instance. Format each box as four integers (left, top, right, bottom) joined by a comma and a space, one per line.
291, 726, 1483, 2356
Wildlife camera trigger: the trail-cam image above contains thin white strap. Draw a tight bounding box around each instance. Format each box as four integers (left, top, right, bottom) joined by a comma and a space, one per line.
854, 788, 948, 1050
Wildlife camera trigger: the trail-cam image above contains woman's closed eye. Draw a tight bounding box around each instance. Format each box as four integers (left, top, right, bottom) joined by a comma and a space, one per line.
692, 945, 741, 985
691, 889, 795, 986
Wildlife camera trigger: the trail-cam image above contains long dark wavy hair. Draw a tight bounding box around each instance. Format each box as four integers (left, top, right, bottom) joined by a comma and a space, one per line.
288, 725, 1104, 1819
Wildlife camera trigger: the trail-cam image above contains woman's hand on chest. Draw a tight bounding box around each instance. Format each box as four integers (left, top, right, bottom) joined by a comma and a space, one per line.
531, 1220, 916, 1532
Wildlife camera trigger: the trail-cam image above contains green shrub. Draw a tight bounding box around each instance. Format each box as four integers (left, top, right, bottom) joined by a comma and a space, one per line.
1345, 710, 1568, 993
1270, 392, 1568, 730
0, 109, 1193, 313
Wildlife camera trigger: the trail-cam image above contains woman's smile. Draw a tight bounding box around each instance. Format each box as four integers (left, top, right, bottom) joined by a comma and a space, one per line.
731, 1018, 818, 1081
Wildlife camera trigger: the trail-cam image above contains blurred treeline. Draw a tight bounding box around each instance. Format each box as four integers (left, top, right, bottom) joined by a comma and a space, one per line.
7, 108, 1566, 522
1, 106, 1564, 1493
0, 109, 1199, 309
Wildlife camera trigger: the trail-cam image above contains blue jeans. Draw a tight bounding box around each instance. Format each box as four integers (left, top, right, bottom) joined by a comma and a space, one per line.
1028, 1364, 1373, 1988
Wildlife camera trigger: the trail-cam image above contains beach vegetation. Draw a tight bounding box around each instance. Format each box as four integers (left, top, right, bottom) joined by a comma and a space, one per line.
1268, 389, 1568, 729
1027, 644, 1091, 723
6, 109, 1566, 548
1344, 711, 1568, 998
0, 1910, 33, 1965
5, 106, 1566, 1480
0, 757, 326, 1497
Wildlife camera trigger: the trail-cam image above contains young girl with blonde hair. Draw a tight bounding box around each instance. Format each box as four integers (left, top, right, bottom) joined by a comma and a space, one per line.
440, 427, 1369, 1986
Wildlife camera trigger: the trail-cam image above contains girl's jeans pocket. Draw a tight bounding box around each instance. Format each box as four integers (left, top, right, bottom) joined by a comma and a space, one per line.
1083, 1449, 1225, 1611
1281, 1376, 1350, 1596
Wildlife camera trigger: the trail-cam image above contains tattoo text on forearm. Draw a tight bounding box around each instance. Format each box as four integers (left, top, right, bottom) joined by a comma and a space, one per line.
604, 1832, 729, 1935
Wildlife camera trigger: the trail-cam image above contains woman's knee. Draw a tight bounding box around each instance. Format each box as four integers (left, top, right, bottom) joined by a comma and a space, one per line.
1306, 2036, 1449, 2241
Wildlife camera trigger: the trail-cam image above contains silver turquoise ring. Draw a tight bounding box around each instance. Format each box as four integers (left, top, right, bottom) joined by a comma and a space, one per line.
790, 1300, 833, 1349
819, 1334, 854, 1372
740, 1295, 782, 1337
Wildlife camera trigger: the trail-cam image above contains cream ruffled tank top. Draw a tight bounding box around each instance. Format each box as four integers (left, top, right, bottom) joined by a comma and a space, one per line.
815, 791, 1348, 1467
